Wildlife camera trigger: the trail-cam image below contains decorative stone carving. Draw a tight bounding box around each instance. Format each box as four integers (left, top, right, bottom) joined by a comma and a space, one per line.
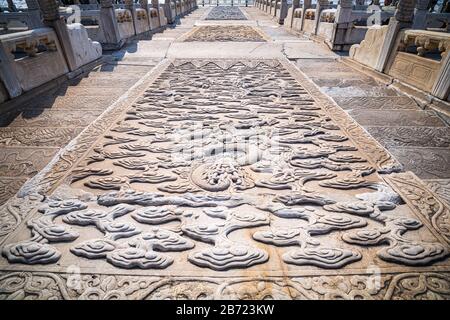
183, 26, 266, 42
0, 59, 448, 299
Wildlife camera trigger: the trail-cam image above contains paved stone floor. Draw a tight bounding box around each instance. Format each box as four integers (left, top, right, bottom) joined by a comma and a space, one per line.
0, 6, 449, 300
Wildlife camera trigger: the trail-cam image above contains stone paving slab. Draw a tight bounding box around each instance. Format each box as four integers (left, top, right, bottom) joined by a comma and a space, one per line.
319, 85, 401, 97
364, 126, 450, 148
205, 6, 248, 20
167, 42, 285, 59
349, 110, 447, 127
389, 148, 450, 179
0, 127, 83, 147
182, 25, 267, 42
0, 147, 59, 177
332, 97, 420, 110
0, 109, 103, 128
0, 177, 28, 206
20, 95, 118, 111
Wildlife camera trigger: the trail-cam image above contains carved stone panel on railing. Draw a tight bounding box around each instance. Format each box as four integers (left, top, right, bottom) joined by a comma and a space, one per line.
386, 29, 450, 92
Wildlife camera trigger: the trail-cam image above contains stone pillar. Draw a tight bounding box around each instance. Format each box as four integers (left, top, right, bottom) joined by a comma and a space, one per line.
278, 0, 289, 24
395, 0, 417, 22
0, 41, 22, 98
25, 0, 43, 29
164, 0, 174, 24
6, 0, 17, 12
286, 0, 300, 28
124, 0, 137, 35
313, 0, 329, 35
329, 0, 353, 49
336, 0, 353, 24
300, 0, 312, 31
432, 51, 450, 100
37, 0, 78, 71
151, 0, 162, 27
374, 0, 416, 71
99, 0, 123, 49
412, 0, 430, 29
139, 0, 151, 27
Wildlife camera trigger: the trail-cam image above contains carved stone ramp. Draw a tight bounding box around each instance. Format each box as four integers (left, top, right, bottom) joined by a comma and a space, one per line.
0, 58, 448, 300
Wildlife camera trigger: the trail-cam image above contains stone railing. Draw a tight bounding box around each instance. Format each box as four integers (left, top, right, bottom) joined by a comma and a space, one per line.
0, 9, 42, 33
0, 27, 68, 102
385, 29, 450, 93
0, 0, 197, 104
279, 1, 394, 51
350, 25, 450, 102
320, 8, 336, 23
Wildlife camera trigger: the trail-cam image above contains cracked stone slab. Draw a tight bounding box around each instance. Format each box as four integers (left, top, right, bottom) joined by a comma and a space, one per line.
0, 59, 448, 300
295, 59, 351, 72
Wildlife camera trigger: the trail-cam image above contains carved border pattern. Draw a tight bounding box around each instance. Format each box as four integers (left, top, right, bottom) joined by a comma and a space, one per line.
0, 271, 448, 300
385, 172, 450, 245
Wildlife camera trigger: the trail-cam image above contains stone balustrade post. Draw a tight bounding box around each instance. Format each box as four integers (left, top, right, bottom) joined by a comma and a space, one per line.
164, 0, 174, 24
412, 0, 430, 29
432, 51, 450, 100
99, 0, 123, 49
124, 0, 137, 35
314, 0, 330, 35
329, 0, 353, 48
335, 0, 353, 24
151, 0, 162, 27
374, 0, 416, 72
0, 41, 22, 99
139, 0, 152, 28
37, 0, 78, 71
25, 0, 43, 29
286, 0, 300, 28
300, 0, 312, 31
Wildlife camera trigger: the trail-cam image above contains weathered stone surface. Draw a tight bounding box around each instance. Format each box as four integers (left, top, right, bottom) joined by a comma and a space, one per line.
365, 127, 450, 148
205, 6, 248, 20
0, 127, 83, 147
0, 147, 58, 177
425, 179, 450, 206
349, 110, 447, 127
0, 177, 28, 206
0, 109, 103, 128
183, 26, 266, 42
389, 148, 450, 179
333, 97, 420, 110
0, 59, 448, 301
0, 6, 449, 301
